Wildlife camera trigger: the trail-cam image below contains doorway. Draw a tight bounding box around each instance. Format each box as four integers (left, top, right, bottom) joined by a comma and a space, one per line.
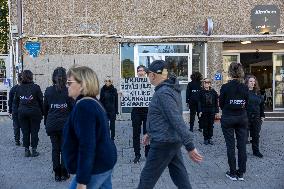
240, 52, 273, 110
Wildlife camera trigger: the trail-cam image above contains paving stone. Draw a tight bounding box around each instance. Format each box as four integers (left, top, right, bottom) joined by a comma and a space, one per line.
0, 117, 284, 188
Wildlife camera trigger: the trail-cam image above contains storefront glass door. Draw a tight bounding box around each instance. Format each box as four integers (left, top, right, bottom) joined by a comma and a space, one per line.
273, 53, 284, 110
134, 44, 192, 111
222, 53, 240, 83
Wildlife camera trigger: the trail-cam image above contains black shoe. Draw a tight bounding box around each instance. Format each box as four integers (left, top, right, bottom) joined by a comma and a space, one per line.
133, 155, 141, 164
189, 127, 193, 132
208, 139, 214, 145
253, 151, 263, 158
61, 168, 70, 181
31, 148, 39, 157
24, 148, 31, 157
225, 171, 237, 181
204, 140, 209, 145
198, 128, 203, 132
15, 141, 21, 146
236, 170, 244, 181
55, 168, 61, 182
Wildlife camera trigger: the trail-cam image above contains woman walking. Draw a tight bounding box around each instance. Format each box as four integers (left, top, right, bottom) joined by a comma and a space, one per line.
99, 76, 118, 140
219, 62, 249, 181
63, 66, 117, 189
245, 75, 265, 158
43, 67, 74, 181
13, 70, 43, 157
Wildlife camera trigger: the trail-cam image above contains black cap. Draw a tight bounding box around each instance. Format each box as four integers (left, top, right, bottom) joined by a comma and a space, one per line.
146, 60, 166, 74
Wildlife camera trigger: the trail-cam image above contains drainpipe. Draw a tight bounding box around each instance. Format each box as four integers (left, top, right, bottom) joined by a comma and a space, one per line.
16, 0, 23, 71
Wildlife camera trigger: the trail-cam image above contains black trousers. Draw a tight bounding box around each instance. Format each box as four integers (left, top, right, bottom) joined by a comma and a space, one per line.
12, 114, 21, 142
50, 134, 65, 171
106, 112, 116, 140
189, 102, 200, 129
131, 112, 150, 157
201, 113, 215, 140
248, 115, 262, 153
221, 114, 248, 174
18, 115, 41, 148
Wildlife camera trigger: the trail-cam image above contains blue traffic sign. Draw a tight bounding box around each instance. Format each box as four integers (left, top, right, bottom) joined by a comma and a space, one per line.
215, 73, 222, 81
25, 41, 41, 58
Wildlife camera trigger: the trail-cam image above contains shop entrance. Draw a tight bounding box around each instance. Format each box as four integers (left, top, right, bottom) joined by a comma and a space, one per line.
241, 52, 273, 111
223, 52, 284, 111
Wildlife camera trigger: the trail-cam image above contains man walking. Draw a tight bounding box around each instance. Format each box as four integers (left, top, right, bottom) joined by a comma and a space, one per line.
137, 60, 203, 189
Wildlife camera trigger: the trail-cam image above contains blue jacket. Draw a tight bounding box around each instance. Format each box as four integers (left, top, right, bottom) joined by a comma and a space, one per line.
146, 77, 195, 151
62, 95, 117, 185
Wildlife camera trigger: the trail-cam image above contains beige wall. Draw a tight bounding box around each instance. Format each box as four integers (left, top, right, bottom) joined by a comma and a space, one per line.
10, 0, 284, 37
23, 54, 120, 91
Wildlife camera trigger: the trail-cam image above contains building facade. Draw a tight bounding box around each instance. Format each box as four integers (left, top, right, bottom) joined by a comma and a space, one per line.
8, 0, 284, 114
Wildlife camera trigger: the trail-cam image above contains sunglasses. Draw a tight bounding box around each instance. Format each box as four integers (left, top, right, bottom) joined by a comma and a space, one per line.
66, 80, 77, 86
204, 81, 211, 84
105, 80, 112, 82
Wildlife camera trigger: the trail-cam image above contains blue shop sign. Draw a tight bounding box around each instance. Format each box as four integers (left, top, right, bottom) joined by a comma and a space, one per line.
25, 41, 41, 58
215, 73, 222, 81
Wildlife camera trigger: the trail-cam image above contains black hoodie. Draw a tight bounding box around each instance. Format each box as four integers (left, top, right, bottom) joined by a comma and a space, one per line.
13, 82, 43, 118
219, 79, 249, 116
186, 80, 202, 104
43, 85, 74, 135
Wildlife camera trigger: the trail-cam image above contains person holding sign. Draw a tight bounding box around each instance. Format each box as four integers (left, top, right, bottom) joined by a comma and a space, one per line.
132, 65, 150, 164
138, 60, 203, 189
100, 76, 119, 140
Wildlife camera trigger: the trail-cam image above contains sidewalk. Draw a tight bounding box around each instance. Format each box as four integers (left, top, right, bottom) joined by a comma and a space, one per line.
0, 116, 283, 189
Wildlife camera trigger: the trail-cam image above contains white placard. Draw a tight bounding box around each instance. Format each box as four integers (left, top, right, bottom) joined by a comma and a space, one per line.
120, 77, 154, 107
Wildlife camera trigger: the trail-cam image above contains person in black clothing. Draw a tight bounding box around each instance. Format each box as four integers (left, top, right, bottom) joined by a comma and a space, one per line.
8, 73, 22, 146
13, 70, 43, 157
186, 71, 203, 132
43, 67, 74, 182
245, 75, 265, 158
198, 78, 219, 145
132, 65, 150, 164
99, 76, 118, 140
219, 62, 249, 181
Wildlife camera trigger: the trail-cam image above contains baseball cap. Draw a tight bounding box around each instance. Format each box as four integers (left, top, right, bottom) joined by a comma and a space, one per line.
146, 60, 167, 74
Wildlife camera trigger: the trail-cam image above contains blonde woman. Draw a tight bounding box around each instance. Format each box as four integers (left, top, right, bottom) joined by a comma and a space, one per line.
99, 76, 118, 140
62, 66, 117, 189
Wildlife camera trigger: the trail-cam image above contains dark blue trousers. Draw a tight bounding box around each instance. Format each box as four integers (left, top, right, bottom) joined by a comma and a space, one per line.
138, 142, 191, 189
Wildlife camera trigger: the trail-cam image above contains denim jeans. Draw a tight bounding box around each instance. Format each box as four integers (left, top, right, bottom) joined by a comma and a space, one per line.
138, 142, 191, 189
69, 169, 113, 189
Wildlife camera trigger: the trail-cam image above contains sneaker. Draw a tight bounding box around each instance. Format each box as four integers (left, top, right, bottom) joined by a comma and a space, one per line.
31, 148, 40, 157
204, 140, 209, 145
208, 139, 214, 145
15, 141, 21, 146
225, 171, 237, 181
253, 151, 263, 158
133, 156, 141, 164
24, 148, 31, 157
236, 171, 244, 181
